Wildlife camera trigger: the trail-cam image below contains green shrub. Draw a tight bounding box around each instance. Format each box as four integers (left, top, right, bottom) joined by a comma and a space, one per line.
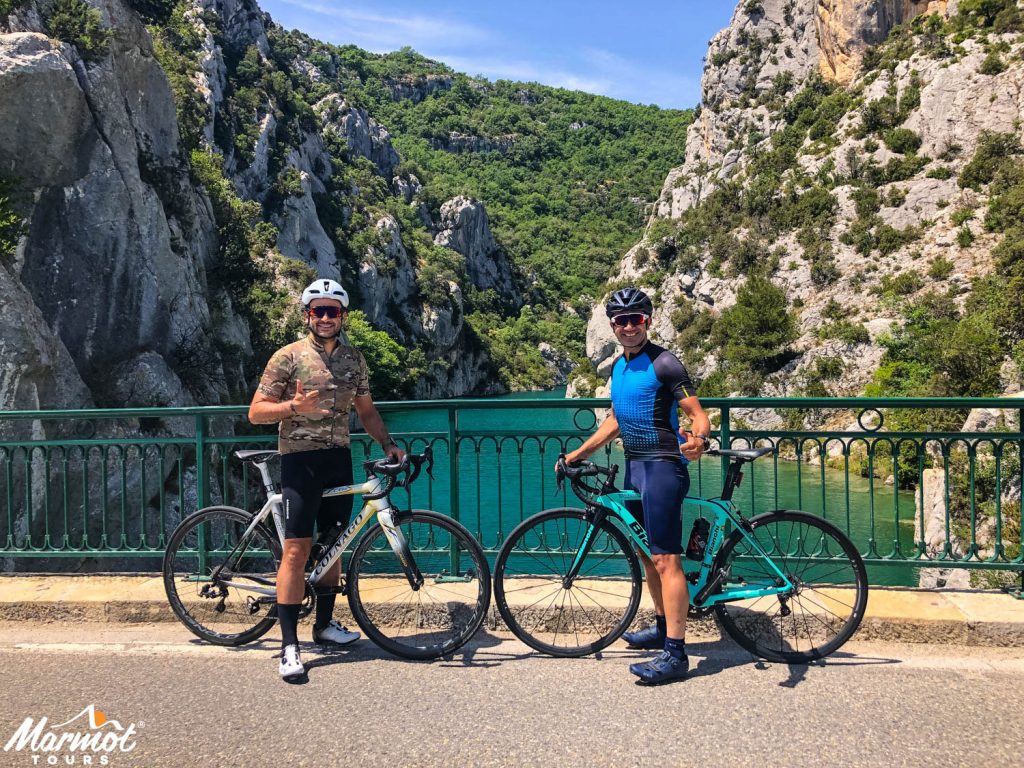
957, 226, 976, 248
712, 274, 796, 373
926, 165, 954, 180
346, 310, 420, 398
885, 186, 908, 207
979, 50, 1007, 75
45, 0, 111, 62
877, 224, 921, 255
882, 270, 924, 295
818, 320, 870, 344
928, 255, 955, 279
814, 355, 845, 379
0, 175, 24, 263
959, 131, 1024, 189
883, 127, 923, 155
851, 186, 881, 218
951, 207, 975, 226
0, 0, 28, 16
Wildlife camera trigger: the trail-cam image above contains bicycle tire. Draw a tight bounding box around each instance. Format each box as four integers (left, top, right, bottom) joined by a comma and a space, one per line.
493, 507, 642, 657
163, 506, 281, 647
712, 509, 868, 663
346, 509, 491, 660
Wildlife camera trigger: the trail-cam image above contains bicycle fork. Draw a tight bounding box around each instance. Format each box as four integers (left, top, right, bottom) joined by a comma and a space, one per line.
562, 509, 608, 588
378, 509, 425, 590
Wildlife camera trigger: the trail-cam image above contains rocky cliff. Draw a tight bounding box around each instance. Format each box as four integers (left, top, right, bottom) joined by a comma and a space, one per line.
579, 0, 1022, 418
0, 0, 527, 415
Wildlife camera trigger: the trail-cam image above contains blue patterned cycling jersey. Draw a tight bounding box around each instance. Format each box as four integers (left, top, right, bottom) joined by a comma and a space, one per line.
610, 341, 697, 462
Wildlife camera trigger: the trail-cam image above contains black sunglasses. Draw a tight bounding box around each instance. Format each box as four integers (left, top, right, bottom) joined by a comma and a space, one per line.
309, 306, 343, 319
611, 313, 648, 328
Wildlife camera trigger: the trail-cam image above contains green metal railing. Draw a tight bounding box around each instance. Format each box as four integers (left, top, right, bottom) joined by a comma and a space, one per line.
1, 398, 1021, 587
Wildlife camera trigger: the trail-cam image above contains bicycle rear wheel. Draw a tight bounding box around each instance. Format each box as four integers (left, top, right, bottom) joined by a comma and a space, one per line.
493, 507, 642, 657
163, 506, 281, 647
713, 510, 868, 663
347, 510, 491, 660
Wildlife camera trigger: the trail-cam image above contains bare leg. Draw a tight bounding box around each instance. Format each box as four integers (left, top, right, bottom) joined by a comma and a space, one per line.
652, 553, 688, 640
638, 549, 664, 615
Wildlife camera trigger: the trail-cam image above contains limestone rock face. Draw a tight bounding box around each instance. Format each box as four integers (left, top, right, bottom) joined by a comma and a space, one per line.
572, 0, 1004, 404
434, 196, 522, 304
381, 73, 453, 103
317, 95, 401, 179
0, 19, 230, 408
0, 264, 94, 424
816, 1, 954, 84
357, 215, 422, 342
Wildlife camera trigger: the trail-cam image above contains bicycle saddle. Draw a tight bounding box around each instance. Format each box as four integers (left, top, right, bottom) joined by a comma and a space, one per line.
234, 449, 280, 461
711, 446, 775, 462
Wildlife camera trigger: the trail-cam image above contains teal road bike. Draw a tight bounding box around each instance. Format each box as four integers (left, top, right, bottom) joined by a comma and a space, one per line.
493, 447, 869, 663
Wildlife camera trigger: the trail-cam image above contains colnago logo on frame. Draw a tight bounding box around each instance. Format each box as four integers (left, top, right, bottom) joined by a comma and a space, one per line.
4, 705, 140, 765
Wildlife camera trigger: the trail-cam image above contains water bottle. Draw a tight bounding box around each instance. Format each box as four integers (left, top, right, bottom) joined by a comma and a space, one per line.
685, 517, 710, 560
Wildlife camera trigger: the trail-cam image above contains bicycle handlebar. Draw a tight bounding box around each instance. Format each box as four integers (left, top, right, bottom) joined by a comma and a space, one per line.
555, 454, 618, 505
362, 446, 433, 497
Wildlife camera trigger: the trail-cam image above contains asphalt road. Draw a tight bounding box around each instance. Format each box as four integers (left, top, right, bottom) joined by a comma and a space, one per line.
0, 623, 1021, 768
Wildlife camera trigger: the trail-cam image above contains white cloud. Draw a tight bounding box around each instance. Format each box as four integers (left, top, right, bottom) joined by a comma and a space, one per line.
437, 54, 610, 94
269, 0, 491, 51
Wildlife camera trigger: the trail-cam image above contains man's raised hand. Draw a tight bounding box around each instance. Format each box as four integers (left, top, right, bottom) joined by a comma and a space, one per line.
290, 379, 329, 416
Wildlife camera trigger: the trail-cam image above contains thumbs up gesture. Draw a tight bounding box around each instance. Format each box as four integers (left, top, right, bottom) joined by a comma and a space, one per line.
290, 380, 329, 417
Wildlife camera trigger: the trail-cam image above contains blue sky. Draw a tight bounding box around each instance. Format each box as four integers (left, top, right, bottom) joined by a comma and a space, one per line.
258, 1, 738, 109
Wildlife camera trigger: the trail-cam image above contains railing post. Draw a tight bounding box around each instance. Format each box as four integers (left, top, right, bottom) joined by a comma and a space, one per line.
448, 405, 461, 575
196, 412, 210, 573
1019, 407, 1024, 563
719, 404, 731, 488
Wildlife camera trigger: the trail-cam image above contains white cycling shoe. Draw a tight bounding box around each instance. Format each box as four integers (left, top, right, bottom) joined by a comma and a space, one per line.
279, 644, 304, 680
313, 620, 360, 647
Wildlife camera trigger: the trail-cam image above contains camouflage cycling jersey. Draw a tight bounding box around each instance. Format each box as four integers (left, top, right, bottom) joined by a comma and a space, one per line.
257, 333, 370, 454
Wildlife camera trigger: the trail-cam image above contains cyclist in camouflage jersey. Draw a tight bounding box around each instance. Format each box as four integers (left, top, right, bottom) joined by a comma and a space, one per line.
249, 278, 405, 681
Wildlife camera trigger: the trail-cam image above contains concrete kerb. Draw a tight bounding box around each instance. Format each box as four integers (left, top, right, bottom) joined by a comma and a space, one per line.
1, 576, 1024, 647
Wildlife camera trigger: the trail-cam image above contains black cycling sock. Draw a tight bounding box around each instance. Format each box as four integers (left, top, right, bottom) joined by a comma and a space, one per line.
655, 614, 667, 636
664, 636, 687, 661
314, 592, 337, 631
278, 603, 301, 649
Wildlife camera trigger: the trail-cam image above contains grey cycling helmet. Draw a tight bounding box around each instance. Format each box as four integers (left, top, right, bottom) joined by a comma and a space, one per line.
605, 286, 653, 318
301, 278, 349, 308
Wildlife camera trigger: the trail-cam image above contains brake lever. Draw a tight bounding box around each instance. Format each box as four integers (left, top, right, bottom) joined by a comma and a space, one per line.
423, 445, 434, 480
555, 454, 567, 492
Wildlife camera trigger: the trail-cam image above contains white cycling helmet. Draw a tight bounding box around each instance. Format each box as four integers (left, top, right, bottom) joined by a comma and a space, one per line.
301, 278, 349, 308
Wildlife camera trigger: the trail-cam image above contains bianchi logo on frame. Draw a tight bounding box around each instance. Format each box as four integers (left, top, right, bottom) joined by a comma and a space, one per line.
3, 705, 141, 765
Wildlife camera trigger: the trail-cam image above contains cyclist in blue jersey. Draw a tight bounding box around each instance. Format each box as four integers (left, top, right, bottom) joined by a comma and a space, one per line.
564, 287, 711, 685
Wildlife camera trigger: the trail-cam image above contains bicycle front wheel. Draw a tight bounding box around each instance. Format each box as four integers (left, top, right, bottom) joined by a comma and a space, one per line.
347, 510, 491, 660
163, 506, 281, 646
493, 508, 642, 657
713, 510, 868, 663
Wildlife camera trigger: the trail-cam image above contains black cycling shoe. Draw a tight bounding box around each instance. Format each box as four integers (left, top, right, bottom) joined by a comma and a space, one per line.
631, 651, 689, 686
622, 623, 665, 650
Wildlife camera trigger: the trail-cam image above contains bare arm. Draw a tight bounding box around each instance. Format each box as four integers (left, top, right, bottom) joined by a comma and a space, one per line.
353, 394, 405, 462
248, 380, 328, 424
563, 409, 620, 466
678, 395, 711, 461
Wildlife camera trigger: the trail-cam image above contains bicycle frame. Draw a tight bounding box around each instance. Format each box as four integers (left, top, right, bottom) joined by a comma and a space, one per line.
583, 489, 796, 606
210, 465, 420, 599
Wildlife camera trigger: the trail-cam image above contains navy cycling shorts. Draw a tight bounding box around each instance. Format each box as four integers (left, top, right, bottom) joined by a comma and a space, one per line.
623, 459, 690, 555
280, 446, 354, 539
